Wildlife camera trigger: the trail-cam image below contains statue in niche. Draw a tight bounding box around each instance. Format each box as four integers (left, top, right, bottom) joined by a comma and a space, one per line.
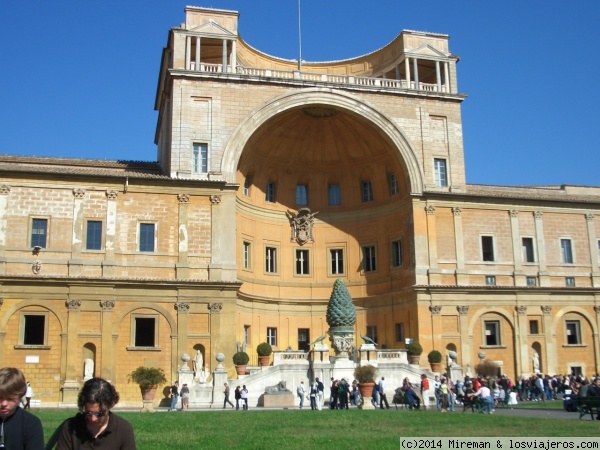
532, 351, 540, 373
83, 358, 94, 381
193, 350, 203, 377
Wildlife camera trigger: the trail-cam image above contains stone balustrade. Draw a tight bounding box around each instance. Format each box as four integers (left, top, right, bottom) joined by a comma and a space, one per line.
273, 350, 310, 366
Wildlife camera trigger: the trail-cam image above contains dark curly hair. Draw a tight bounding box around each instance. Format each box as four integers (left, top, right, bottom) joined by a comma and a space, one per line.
77, 377, 120, 410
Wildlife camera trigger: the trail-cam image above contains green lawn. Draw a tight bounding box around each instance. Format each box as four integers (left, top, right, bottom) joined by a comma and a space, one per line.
35, 407, 597, 450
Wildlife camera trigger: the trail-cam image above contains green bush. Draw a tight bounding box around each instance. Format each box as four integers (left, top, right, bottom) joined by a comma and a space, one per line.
256, 342, 273, 356
233, 351, 249, 365
353, 364, 378, 383
427, 350, 443, 363
407, 341, 423, 356
128, 366, 167, 387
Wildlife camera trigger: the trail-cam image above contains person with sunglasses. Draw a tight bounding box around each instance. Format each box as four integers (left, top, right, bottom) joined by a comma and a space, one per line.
0, 367, 44, 449
56, 377, 136, 449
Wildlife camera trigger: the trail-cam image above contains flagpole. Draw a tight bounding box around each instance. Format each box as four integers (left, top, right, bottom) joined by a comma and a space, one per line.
298, 0, 302, 71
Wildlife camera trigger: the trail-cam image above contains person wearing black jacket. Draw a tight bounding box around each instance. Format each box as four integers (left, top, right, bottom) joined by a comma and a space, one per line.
0, 367, 44, 449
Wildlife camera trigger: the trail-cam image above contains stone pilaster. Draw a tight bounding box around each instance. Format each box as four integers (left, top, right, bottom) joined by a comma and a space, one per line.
61, 299, 82, 405
585, 213, 600, 287
541, 305, 556, 374
0, 186, 10, 274
177, 194, 190, 279
175, 302, 190, 372
425, 206, 440, 284
534, 212, 549, 286
69, 189, 86, 276
103, 190, 118, 277
457, 306, 470, 371
100, 300, 115, 381
452, 207, 468, 284
515, 305, 528, 377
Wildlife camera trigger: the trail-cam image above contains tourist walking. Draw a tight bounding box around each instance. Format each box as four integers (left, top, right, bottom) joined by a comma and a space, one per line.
170, 381, 179, 411
223, 383, 234, 409
297, 381, 305, 409
241, 385, 249, 410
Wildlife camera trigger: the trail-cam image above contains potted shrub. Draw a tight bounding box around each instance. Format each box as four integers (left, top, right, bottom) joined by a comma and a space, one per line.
427, 350, 443, 372
233, 351, 249, 376
353, 364, 378, 409
256, 342, 272, 366
128, 366, 167, 413
407, 341, 423, 365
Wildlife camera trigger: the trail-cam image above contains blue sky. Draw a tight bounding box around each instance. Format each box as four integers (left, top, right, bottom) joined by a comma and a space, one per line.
1, 1, 598, 186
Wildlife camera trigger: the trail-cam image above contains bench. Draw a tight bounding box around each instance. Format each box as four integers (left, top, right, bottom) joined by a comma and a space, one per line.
392, 388, 419, 410
576, 396, 600, 420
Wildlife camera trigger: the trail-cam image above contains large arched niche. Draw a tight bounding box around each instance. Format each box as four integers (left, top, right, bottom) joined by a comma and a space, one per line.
221, 88, 424, 195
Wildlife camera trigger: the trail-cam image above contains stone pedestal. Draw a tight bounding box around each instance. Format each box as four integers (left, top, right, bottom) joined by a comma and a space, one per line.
448, 364, 463, 383
60, 380, 80, 406
359, 396, 376, 410
263, 393, 294, 408
328, 326, 355, 362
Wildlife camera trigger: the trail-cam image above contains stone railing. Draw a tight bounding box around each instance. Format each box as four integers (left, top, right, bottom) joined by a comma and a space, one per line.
186, 63, 449, 93
273, 350, 310, 365
360, 348, 409, 365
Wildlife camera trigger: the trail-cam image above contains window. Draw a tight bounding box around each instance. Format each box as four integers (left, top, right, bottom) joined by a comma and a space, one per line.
192, 143, 208, 174
265, 246, 277, 274
243, 176, 252, 196
139, 223, 155, 252
86, 220, 102, 250
296, 185, 308, 206
31, 218, 48, 248
481, 236, 495, 262
328, 184, 341, 206
360, 181, 373, 202
22, 313, 46, 346
362, 246, 377, 272
244, 325, 251, 346
366, 325, 378, 344
329, 249, 344, 275
434, 158, 448, 187
522, 237, 535, 263
395, 323, 405, 342
570, 366, 582, 377
267, 327, 277, 347
242, 241, 252, 270
529, 320, 539, 335
526, 276, 537, 286
295, 249, 310, 275
565, 277, 576, 287
484, 320, 500, 346
565, 320, 581, 345
133, 316, 157, 347
391, 240, 403, 268
266, 182, 276, 203
561, 239, 573, 264
485, 275, 496, 286
298, 328, 310, 351
388, 173, 399, 196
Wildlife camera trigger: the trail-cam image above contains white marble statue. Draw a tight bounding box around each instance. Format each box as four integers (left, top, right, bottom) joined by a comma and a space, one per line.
532, 351, 540, 373
84, 358, 94, 380
193, 350, 203, 377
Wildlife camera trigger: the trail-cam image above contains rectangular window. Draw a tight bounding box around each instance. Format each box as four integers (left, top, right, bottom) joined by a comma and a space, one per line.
192, 143, 208, 173
526, 276, 537, 286
481, 236, 495, 262
565, 277, 575, 287
328, 184, 341, 206
522, 237, 535, 263
362, 245, 377, 272
391, 240, 403, 268
330, 249, 344, 275
388, 173, 399, 196
485, 275, 496, 286
266, 182, 276, 203
529, 320, 539, 335
243, 177, 252, 196
86, 220, 103, 250
296, 185, 308, 206
484, 320, 500, 346
134, 316, 156, 347
267, 327, 277, 347
22, 314, 46, 346
434, 158, 448, 187
31, 218, 48, 248
139, 223, 155, 252
265, 246, 277, 274
242, 241, 252, 270
295, 249, 310, 275
366, 325, 378, 344
244, 325, 251, 346
298, 328, 310, 351
561, 239, 573, 264
565, 320, 581, 345
395, 323, 405, 342
360, 181, 373, 202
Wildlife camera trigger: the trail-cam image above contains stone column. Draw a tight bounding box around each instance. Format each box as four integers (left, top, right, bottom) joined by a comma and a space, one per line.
457, 306, 470, 371
414, 204, 430, 285
69, 188, 85, 276
231, 40, 237, 72
509, 210, 524, 285
195, 37, 201, 71
0, 185, 10, 275
585, 213, 599, 287
208, 303, 223, 375
515, 306, 528, 377
177, 194, 190, 279
593, 306, 600, 374
435, 61, 441, 92
425, 206, 440, 284
405, 57, 411, 87
61, 299, 82, 404
444, 62, 450, 93
103, 190, 118, 277
452, 207, 467, 284
412, 58, 419, 87
186, 36, 191, 70
175, 303, 190, 372
222, 39, 228, 72
534, 212, 549, 286
100, 300, 115, 382
541, 306, 556, 374
429, 305, 442, 353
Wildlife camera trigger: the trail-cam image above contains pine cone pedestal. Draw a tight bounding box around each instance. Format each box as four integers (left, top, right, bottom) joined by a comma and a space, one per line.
328, 326, 355, 362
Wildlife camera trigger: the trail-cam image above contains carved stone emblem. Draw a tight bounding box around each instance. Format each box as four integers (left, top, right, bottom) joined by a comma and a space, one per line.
32, 260, 42, 275
286, 208, 318, 245
208, 303, 222, 314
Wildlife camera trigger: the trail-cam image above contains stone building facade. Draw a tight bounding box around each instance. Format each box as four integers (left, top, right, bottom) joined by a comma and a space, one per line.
0, 6, 598, 406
